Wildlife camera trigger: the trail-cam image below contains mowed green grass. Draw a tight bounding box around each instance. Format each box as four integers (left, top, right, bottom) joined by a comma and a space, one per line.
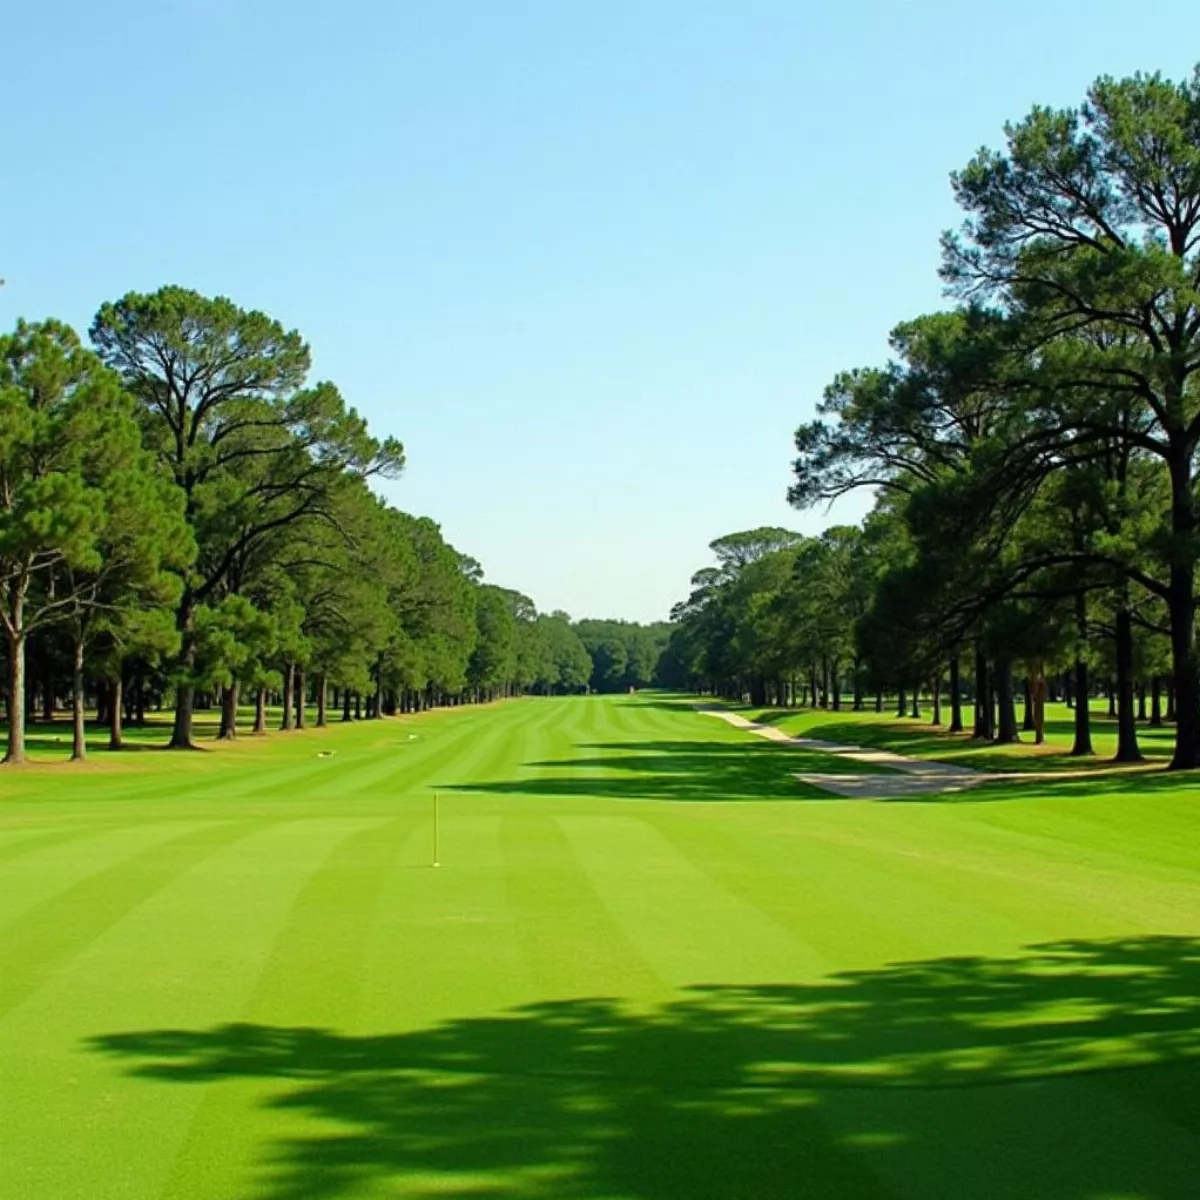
2, 694, 1199, 1199
740, 699, 1177, 774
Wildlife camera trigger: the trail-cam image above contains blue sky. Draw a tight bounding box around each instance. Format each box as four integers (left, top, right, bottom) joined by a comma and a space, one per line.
4, 2, 1197, 621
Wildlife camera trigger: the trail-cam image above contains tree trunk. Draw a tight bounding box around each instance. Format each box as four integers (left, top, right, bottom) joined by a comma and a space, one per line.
874, 689, 882, 713
280, 663, 294, 731
1069, 591, 1092, 755
1114, 605, 1143, 762
830, 661, 841, 711
1150, 676, 1163, 727
1022, 676, 1035, 732
169, 591, 197, 749
931, 676, 941, 726
343, 689, 353, 722
109, 676, 124, 751
1167, 458, 1200, 768
1136, 684, 1147, 723
372, 670, 383, 719
218, 682, 239, 740
910, 688, 920, 720
949, 654, 963, 733
1071, 656, 1093, 756
295, 667, 306, 730
1028, 661, 1046, 745
71, 636, 86, 762
354, 693, 362, 720
996, 658, 1019, 743
974, 649, 993, 740
253, 686, 267, 734
896, 687, 906, 719
1107, 681, 1117, 719
4, 626, 26, 764
1166, 680, 1177, 722
852, 659, 864, 711
316, 674, 328, 727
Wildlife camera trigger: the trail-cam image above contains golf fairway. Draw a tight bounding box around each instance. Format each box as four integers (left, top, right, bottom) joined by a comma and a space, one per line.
2, 694, 1199, 1198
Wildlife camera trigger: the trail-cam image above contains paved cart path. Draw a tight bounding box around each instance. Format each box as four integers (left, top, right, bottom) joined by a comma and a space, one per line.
698, 708, 991, 798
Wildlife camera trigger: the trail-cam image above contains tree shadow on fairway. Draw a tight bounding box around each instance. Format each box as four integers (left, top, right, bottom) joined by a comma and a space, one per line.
617, 696, 699, 713
447, 735, 1189, 806
797, 716, 1175, 773
446, 739, 885, 802
89, 937, 1200, 1199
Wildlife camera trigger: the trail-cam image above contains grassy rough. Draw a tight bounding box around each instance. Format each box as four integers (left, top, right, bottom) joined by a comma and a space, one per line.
737, 699, 1175, 774
2, 693, 1199, 1198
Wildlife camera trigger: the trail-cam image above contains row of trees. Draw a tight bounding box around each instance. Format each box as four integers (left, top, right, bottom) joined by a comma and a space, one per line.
665, 64, 1200, 770
0, 289, 656, 764
574, 620, 671, 693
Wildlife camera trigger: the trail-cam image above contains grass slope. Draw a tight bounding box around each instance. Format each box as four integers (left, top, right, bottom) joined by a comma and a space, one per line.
2, 694, 1199, 1198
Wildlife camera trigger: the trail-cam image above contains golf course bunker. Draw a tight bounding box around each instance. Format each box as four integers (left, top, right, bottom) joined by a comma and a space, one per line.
698, 708, 988, 799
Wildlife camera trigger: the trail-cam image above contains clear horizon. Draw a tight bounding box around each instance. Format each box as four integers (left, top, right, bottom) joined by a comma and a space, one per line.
3, 1, 1196, 621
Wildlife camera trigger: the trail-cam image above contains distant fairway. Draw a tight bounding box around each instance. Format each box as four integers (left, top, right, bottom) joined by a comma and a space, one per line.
2, 694, 1199, 1198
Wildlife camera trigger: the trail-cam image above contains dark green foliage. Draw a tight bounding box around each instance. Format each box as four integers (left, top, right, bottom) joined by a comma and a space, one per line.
573, 619, 671, 692
0, 291, 634, 757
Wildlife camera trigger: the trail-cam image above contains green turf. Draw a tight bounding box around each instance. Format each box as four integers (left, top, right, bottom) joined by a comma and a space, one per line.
2, 694, 1199, 1198
739, 699, 1178, 773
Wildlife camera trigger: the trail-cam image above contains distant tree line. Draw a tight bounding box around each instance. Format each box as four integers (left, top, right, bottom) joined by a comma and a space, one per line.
0, 288, 660, 763
575, 620, 671, 693
663, 65, 1200, 771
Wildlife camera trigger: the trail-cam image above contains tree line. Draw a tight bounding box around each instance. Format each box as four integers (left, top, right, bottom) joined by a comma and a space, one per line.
663, 65, 1200, 770
0, 288, 663, 763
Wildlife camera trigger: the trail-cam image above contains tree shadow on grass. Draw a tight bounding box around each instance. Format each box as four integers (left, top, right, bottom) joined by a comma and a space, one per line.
620, 696, 700, 712
446, 739, 889, 802
89, 936, 1200, 1198
741, 710, 1176, 773
444, 736, 1186, 805
961, 765, 1194, 804
16, 732, 164, 755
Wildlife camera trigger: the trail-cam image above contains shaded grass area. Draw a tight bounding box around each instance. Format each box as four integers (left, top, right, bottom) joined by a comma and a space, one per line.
448, 736, 893, 803
731, 701, 1177, 774
7, 703, 327, 763
452, 696, 1182, 806
90, 936, 1200, 1199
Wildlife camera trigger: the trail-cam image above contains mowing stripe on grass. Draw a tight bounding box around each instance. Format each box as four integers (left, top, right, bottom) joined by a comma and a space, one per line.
0, 821, 261, 1018
1, 818, 386, 1200
0, 820, 230, 932
360, 812, 532, 1028
785, 806, 1200, 939
501, 810, 665, 1001
0, 821, 115, 867
245, 814, 424, 1024
154, 814, 422, 1199
559, 813, 831, 986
